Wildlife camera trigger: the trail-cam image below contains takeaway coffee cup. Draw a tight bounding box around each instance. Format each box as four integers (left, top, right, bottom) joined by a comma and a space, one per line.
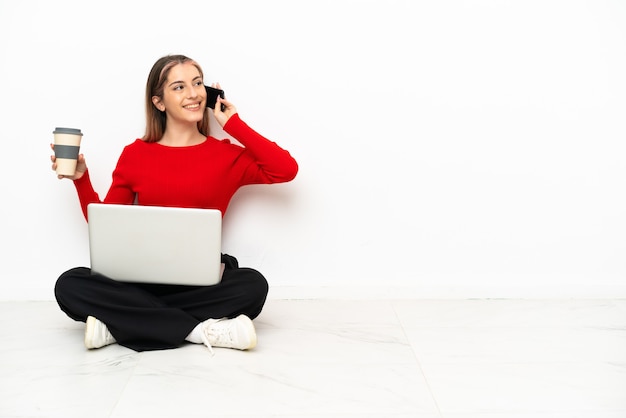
53, 127, 83, 176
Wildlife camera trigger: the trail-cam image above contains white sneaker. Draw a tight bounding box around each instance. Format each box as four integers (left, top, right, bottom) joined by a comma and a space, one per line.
84, 316, 116, 349
201, 314, 257, 353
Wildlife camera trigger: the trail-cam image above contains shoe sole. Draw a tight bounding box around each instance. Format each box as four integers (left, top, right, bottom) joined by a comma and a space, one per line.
84, 316, 98, 349
237, 314, 257, 350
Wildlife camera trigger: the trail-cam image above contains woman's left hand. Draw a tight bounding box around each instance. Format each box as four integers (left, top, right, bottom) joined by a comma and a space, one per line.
211, 83, 237, 127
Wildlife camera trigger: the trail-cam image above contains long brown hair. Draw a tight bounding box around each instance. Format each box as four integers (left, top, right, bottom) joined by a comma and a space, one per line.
142, 55, 211, 142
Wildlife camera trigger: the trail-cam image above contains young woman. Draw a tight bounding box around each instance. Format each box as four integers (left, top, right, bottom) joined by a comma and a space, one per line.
50, 54, 298, 353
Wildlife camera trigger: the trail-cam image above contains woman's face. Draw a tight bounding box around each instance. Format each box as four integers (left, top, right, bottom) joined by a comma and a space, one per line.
155, 62, 206, 124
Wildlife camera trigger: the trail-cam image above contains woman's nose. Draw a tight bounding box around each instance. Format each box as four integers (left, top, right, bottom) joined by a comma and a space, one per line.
188, 87, 199, 98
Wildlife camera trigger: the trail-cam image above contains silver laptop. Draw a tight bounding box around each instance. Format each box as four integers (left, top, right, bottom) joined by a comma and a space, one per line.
88, 203, 223, 286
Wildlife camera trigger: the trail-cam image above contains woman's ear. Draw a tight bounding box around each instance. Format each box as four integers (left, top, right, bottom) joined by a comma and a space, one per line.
152, 96, 165, 112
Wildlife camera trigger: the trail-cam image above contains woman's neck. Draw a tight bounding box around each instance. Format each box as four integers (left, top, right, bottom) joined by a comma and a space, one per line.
159, 123, 206, 147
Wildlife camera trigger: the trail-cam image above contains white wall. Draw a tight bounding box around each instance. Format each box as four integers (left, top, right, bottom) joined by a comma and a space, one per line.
1, 0, 625, 300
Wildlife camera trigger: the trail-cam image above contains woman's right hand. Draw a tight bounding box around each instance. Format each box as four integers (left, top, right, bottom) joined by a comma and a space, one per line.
50, 143, 87, 180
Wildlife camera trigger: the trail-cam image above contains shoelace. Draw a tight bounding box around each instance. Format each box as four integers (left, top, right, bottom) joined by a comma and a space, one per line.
200, 332, 215, 356
200, 318, 231, 356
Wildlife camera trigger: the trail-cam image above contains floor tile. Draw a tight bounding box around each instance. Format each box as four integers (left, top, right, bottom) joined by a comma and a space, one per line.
112, 348, 438, 417
392, 299, 626, 329
422, 361, 626, 415
1, 299, 624, 418
403, 327, 626, 364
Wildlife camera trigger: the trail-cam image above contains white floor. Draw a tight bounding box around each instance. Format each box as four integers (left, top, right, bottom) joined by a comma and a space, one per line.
0, 298, 625, 418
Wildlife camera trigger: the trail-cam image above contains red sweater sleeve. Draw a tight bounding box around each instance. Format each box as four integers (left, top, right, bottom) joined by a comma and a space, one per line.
223, 113, 298, 183
72, 170, 101, 220
73, 156, 137, 221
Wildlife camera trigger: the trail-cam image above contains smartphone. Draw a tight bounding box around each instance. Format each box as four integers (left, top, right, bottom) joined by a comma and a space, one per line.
205, 85, 226, 111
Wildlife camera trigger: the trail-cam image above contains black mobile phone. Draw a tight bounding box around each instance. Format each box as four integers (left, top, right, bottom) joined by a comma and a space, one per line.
205, 85, 226, 111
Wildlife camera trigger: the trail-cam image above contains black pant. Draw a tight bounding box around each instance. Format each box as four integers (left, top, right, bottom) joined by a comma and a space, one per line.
54, 254, 268, 351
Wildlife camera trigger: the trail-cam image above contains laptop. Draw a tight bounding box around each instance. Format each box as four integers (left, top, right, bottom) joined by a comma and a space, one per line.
87, 203, 223, 286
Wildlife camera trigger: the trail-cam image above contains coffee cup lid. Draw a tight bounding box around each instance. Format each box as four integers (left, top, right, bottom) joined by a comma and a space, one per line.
53, 127, 83, 136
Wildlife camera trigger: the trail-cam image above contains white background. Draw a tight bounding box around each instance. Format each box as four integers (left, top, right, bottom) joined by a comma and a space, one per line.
1, 0, 625, 300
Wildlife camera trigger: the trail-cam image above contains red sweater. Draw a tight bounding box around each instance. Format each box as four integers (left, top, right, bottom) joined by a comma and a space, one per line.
74, 114, 298, 220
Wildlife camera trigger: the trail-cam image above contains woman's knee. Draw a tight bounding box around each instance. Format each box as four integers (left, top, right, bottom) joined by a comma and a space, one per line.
242, 268, 269, 299
228, 268, 268, 319
54, 267, 91, 299
54, 267, 92, 321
